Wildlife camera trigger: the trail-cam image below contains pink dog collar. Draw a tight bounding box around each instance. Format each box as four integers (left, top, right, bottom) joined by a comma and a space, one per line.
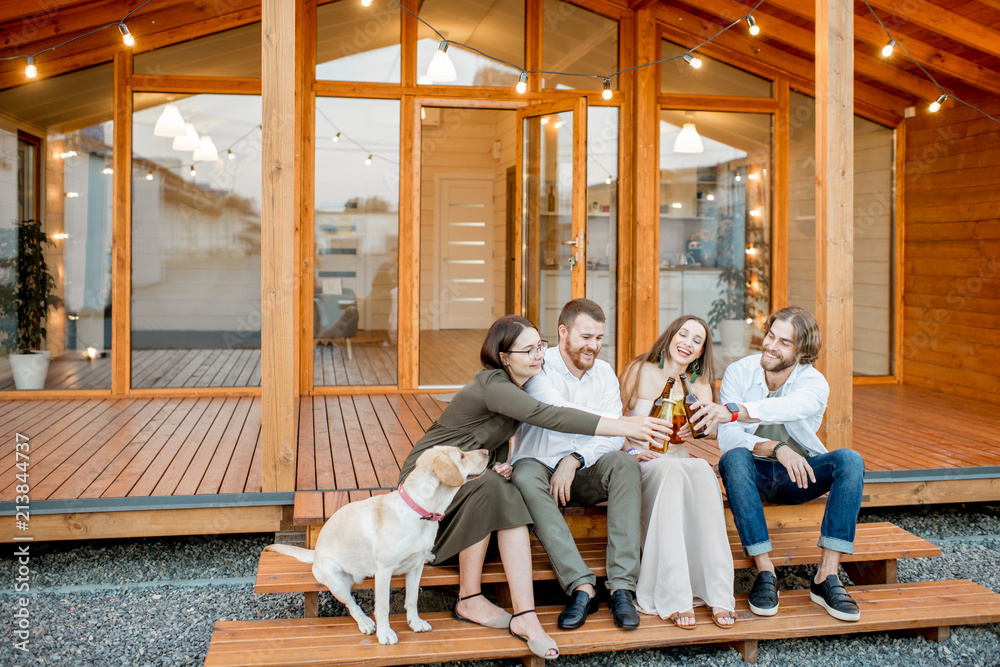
398, 485, 444, 521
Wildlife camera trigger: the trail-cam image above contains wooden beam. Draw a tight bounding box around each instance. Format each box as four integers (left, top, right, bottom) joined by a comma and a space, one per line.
633, 5, 658, 351
260, 0, 298, 492
616, 13, 634, 368
763, 0, 1000, 97
298, 0, 316, 395
865, 0, 1000, 61
657, 94, 777, 113
892, 120, 905, 383
398, 95, 418, 389
814, 0, 854, 450
677, 0, 940, 102
772, 79, 790, 310
111, 50, 132, 396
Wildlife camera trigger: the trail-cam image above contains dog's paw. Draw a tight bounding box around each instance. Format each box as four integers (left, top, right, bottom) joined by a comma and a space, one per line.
356, 615, 376, 635
376, 626, 399, 645
408, 617, 432, 633
425, 552, 436, 563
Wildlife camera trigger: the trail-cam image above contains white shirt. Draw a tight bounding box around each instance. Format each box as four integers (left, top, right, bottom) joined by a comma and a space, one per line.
510, 347, 624, 469
717, 353, 830, 457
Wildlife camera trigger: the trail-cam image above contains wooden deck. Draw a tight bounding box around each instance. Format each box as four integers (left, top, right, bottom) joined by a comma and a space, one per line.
2, 384, 999, 541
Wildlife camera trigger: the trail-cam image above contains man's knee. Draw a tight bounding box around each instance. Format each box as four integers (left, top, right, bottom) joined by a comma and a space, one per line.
511, 460, 553, 496
594, 450, 641, 486
829, 448, 864, 483
719, 447, 755, 480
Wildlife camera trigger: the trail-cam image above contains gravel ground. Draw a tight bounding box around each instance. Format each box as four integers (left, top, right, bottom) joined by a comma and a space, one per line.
4, 504, 1000, 667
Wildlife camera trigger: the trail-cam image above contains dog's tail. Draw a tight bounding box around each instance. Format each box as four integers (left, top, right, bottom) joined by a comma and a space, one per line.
264, 544, 315, 564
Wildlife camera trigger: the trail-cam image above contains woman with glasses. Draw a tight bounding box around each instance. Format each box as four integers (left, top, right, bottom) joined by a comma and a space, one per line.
397, 315, 669, 660
618, 315, 736, 630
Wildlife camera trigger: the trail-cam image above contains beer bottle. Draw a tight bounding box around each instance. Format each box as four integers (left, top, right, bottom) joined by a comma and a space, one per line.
669, 396, 686, 445
647, 377, 675, 452
678, 373, 707, 439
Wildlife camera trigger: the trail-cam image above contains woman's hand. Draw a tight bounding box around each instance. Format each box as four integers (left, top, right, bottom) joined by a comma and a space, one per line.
492, 462, 513, 480
676, 421, 693, 442
622, 442, 659, 462
618, 414, 671, 445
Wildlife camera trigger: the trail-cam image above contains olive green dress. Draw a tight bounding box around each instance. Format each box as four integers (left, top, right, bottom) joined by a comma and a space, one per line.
398, 368, 601, 565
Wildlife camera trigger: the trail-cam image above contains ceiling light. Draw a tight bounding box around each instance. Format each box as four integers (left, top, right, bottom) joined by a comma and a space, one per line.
602, 78, 612, 100
881, 40, 896, 58
418, 75, 433, 85
427, 41, 457, 82
929, 94, 947, 112
673, 123, 704, 153
516, 72, 528, 94
746, 16, 759, 36
706, 193, 715, 201
362, 0, 373, 6
25, 57, 37, 79
172, 123, 200, 151
153, 105, 186, 137
193, 135, 219, 162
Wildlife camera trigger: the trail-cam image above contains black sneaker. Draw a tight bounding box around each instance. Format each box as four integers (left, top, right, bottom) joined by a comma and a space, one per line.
810, 574, 861, 622
748, 570, 779, 616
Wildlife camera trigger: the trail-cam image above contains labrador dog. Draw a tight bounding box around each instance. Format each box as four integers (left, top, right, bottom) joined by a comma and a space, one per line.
265, 445, 489, 645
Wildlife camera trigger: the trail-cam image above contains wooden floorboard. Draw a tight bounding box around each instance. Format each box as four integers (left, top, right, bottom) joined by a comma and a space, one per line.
1, 385, 998, 510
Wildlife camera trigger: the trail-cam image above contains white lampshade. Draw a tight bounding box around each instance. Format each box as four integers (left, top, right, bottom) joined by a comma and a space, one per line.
673, 123, 704, 154
172, 123, 201, 151
426, 43, 457, 82
153, 105, 186, 137
193, 135, 219, 162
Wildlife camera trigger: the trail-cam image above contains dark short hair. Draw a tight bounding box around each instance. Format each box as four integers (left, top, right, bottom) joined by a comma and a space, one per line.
765, 306, 822, 365
558, 298, 606, 331
481, 315, 537, 376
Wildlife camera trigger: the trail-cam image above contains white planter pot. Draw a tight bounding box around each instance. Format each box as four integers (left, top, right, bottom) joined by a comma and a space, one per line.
9, 350, 51, 390
718, 319, 751, 360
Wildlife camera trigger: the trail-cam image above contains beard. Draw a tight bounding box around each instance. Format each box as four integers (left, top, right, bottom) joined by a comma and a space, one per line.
565, 344, 597, 372
760, 348, 796, 373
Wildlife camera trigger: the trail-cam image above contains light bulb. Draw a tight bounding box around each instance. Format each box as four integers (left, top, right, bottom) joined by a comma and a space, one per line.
683, 53, 702, 69
540, 117, 549, 125
746, 16, 759, 36
516, 72, 528, 94
605, 176, 612, 185
190, 165, 197, 176
65, 192, 79, 198
749, 209, 760, 218
602, 78, 612, 100
426, 41, 457, 82
145, 171, 154, 181
929, 94, 947, 112
881, 40, 895, 58
333, 132, 341, 142
25, 57, 37, 78
365, 154, 373, 166
362, 0, 373, 6
227, 150, 235, 160
554, 120, 563, 129
119, 23, 135, 47
102, 167, 113, 175
735, 173, 742, 182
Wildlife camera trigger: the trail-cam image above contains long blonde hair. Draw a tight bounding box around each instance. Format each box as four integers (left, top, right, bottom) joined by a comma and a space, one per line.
620, 315, 716, 412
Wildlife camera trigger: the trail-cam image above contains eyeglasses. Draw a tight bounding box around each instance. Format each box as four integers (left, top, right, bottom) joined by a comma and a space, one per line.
505, 340, 548, 360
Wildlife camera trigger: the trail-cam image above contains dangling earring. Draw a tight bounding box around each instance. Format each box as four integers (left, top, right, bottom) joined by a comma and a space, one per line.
658, 350, 665, 369
690, 359, 701, 376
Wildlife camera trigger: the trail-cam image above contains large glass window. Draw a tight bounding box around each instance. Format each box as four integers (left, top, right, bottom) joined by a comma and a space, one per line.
587, 106, 618, 367
542, 0, 618, 93
317, 0, 401, 83
314, 97, 399, 387
0, 64, 114, 391
659, 111, 772, 375
660, 40, 771, 98
131, 94, 262, 389
134, 23, 262, 79
417, 0, 524, 87
787, 92, 894, 376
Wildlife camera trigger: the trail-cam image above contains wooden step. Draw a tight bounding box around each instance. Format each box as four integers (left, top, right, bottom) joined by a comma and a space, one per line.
207, 579, 1000, 666
256, 522, 940, 616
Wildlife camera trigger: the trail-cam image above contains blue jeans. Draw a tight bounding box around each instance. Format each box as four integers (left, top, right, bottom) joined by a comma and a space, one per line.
719, 447, 865, 557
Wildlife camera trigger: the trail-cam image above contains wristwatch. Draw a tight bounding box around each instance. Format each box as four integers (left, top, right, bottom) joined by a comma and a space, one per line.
725, 402, 740, 422
568, 452, 586, 467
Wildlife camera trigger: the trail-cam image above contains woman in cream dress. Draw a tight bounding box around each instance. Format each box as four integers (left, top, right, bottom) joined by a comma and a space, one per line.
619, 315, 736, 628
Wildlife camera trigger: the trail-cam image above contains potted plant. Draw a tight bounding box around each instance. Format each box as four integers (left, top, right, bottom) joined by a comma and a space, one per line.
0, 219, 61, 390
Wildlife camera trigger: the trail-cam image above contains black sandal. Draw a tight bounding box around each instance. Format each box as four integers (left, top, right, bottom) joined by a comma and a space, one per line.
509, 609, 559, 660
452, 592, 511, 629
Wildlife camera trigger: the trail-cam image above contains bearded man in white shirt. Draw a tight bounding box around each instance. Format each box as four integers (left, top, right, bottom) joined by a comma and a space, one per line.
692, 306, 865, 623
510, 298, 643, 631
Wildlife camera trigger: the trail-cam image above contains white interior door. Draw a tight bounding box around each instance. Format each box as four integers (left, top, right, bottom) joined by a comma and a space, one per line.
436, 176, 494, 329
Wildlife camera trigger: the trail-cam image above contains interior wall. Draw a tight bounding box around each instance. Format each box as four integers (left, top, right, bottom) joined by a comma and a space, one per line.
903, 97, 1000, 403
419, 107, 512, 330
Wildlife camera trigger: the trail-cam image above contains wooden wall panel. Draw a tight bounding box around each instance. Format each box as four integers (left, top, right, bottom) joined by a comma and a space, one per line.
903, 99, 1000, 403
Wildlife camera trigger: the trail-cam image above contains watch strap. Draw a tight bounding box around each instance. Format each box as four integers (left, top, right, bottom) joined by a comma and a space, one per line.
725, 402, 740, 422
569, 452, 585, 467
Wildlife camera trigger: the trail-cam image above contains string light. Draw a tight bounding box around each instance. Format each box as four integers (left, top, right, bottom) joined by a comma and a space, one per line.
365, 155, 373, 165
929, 94, 947, 112
881, 40, 895, 58
361, 0, 374, 6
605, 176, 612, 185
683, 53, 703, 69
65, 192, 79, 198
59, 150, 77, 159
145, 171, 154, 181
102, 166, 114, 175
516, 72, 528, 94
227, 150, 235, 160
602, 78, 613, 100
189, 165, 196, 176
746, 16, 760, 36
25, 57, 37, 78
118, 23, 135, 47
427, 41, 457, 82
332, 132, 341, 142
